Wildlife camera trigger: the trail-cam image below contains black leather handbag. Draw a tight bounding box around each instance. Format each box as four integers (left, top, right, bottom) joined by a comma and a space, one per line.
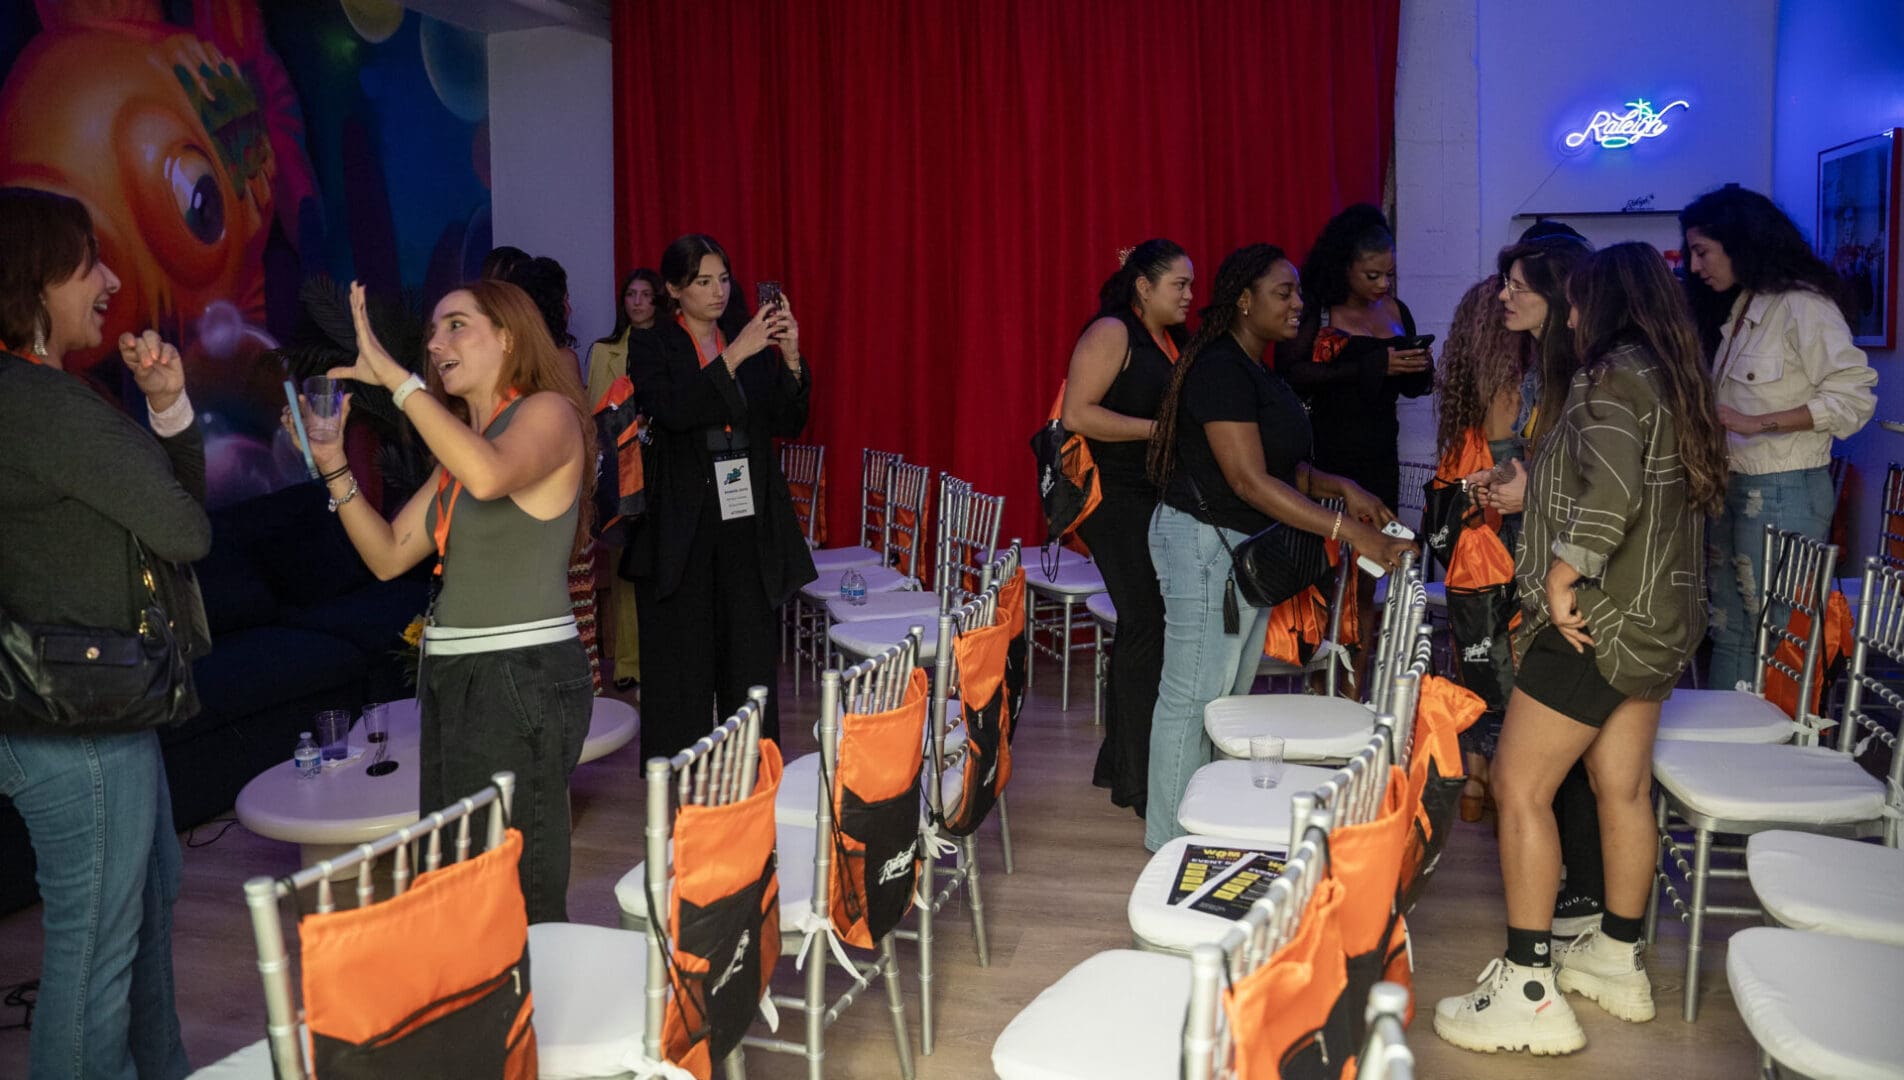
1186, 478, 1331, 634
0, 543, 202, 734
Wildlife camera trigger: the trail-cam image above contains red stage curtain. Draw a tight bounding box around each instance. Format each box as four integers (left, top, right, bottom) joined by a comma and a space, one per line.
613, 0, 1401, 545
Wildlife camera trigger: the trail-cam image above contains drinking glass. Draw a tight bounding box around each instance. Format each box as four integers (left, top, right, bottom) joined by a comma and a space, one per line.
1249, 735, 1287, 789
315, 708, 350, 764
302, 377, 347, 443
361, 702, 389, 745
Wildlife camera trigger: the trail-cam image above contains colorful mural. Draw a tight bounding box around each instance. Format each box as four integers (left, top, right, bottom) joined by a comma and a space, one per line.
0, 0, 491, 506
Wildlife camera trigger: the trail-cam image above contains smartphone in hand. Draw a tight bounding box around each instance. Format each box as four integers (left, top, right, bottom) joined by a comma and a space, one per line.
755, 280, 783, 311
1389, 334, 1436, 352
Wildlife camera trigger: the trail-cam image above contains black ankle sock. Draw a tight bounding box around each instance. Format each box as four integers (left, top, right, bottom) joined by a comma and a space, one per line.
1506, 926, 1552, 967
1601, 910, 1644, 944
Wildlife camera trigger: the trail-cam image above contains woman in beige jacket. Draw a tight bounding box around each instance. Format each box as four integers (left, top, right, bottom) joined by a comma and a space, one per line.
1680, 186, 1877, 690
586, 268, 663, 689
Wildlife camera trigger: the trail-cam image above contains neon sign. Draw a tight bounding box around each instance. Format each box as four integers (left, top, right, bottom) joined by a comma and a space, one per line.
1564, 98, 1690, 149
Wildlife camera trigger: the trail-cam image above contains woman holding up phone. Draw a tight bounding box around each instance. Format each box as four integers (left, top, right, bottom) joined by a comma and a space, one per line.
1278, 205, 1434, 691
283, 277, 595, 924
625, 234, 815, 759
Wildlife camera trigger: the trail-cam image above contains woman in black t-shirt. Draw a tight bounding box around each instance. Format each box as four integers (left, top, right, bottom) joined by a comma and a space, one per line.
1141, 244, 1415, 852
1061, 238, 1192, 818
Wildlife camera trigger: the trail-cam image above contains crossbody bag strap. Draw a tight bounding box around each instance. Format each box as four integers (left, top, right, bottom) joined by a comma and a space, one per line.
1182, 475, 1244, 635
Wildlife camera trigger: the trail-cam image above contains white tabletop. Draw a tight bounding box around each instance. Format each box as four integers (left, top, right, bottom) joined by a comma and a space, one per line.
235, 696, 640, 847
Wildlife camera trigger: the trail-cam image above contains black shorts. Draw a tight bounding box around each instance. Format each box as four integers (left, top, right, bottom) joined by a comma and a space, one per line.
1515, 625, 1627, 728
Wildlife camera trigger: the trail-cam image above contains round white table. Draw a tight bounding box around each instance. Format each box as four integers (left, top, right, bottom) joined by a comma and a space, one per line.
235, 696, 638, 867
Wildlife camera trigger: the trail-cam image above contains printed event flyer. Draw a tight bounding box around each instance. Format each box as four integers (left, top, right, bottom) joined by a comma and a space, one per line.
1168, 845, 1288, 920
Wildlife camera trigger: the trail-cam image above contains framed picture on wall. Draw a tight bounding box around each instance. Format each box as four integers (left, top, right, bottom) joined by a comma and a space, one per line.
1818, 128, 1899, 349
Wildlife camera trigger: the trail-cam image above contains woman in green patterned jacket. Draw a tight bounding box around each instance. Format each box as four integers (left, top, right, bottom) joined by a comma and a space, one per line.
1435, 243, 1728, 1057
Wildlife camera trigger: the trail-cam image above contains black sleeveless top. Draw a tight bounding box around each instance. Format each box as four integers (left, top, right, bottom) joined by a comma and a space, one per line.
1085, 309, 1178, 496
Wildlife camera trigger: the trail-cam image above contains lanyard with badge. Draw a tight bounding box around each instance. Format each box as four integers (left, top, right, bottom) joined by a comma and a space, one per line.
681, 315, 756, 521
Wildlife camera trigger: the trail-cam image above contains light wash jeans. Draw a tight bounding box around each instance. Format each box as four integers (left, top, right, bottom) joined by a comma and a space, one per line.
1145, 504, 1274, 851
0, 730, 188, 1080
1707, 466, 1835, 691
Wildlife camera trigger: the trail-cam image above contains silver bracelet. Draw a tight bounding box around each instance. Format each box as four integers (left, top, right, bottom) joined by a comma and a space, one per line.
391, 374, 426, 411
327, 477, 360, 513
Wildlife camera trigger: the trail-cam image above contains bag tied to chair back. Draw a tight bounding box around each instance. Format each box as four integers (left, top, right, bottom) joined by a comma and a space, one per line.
663, 739, 784, 1079
941, 618, 1012, 837
299, 828, 538, 1080
1400, 675, 1482, 913
829, 667, 930, 947
1223, 875, 1350, 1080
1323, 768, 1415, 1075
998, 568, 1028, 738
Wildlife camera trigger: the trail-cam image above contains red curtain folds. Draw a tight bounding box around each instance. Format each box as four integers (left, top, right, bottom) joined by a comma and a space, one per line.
613, 0, 1401, 544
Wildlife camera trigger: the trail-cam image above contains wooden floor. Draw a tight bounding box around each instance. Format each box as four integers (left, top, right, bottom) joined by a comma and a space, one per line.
0, 661, 1761, 1078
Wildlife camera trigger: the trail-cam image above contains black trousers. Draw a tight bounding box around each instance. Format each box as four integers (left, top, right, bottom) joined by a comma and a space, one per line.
1079, 489, 1165, 812
1556, 761, 1604, 903
419, 638, 593, 924
635, 506, 782, 761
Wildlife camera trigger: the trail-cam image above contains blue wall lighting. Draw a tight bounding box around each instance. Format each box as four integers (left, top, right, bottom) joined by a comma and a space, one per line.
1564, 98, 1691, 149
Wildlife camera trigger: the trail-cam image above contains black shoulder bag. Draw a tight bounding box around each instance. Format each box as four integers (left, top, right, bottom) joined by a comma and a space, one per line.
1184, 476, 1331, 634
0, 541, 202, 734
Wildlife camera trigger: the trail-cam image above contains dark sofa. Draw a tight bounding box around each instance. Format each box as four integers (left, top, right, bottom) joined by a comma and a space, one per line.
0, 482, 427, 915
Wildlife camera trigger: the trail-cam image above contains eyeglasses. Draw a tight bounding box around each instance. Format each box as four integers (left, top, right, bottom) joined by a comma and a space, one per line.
1503, 278, 1534, 297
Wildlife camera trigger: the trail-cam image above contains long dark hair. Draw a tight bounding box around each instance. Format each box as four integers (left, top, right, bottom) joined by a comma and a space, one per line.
660, 233, 747, 338
1290, 203, 1393, 364
1497, 235, 1592, 447
1147, 244, 1290, 487
597, 267, 665, 344
0, 187, 98, 351
1566, 243, 1728, 516
1091, 237, 1189, 343
1680, 185, 1856, 355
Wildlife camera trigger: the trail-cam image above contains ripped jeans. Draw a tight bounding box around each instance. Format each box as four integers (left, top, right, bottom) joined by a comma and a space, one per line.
1707, 466, 1834, 691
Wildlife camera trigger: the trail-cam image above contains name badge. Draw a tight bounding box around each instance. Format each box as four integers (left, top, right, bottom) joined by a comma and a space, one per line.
715, 453, 756, 520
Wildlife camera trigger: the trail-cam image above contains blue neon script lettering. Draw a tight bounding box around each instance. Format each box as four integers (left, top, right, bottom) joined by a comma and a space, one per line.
1564, 99, 1690, 149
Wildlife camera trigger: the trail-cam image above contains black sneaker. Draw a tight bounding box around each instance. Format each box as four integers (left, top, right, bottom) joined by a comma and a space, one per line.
1552, 893, 1604, 938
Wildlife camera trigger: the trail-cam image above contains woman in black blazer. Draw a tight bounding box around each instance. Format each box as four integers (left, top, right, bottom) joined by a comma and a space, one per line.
627, 234, 816, 756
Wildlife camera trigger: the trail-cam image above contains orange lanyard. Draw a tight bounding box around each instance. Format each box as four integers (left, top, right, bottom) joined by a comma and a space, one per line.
1153, 329, 1180, 364
0, 340, 41, 365
679, 315, 726, 369
431, 390, 520, 577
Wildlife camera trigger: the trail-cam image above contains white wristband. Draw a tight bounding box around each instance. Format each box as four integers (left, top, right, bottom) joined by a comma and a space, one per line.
391, 374, 426, 410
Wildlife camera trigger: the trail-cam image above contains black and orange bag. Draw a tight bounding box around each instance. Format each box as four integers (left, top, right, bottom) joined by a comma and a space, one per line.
1223, 876, 1350, 1080
825, 668, 930, 947
1323, 769, 1415, 1071
941, 618, 1013, 836
299, 829, 537, 1080
998, 567, 1029, 739
1762, 589, 1853, 723
1432, 430, 1521, 720
1399, 675, 1482, 914
659, 740, 784, 1079
784, 459, 829, 546
1030, 383, 1101, 550
592, 374, 647, 545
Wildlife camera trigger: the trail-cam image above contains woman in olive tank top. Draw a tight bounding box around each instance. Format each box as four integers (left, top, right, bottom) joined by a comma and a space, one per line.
284, 278, 597, 923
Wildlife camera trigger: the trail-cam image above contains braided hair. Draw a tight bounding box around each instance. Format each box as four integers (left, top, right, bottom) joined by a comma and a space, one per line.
1147, 243, 1290, 488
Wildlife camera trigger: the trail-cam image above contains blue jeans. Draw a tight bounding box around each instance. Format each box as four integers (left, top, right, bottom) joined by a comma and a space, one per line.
1145, 504, 1274, 851
1707, 466, 1834, 691
0, 730, 188, 1080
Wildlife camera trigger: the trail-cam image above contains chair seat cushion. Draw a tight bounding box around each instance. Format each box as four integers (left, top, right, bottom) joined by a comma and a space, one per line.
991, 950, 1191, 1080
801, 565, 912, 603
1175, 760, 1340, 847
1202, 694, 1376, 762
1656, 688, 1798, 743
1424, 581, 1446, 609
1127, 835, 1284, 953
1025, 560, 1106, 597
811, 545, 884, 573
1653, 742, 1886, 826
776, 752, 824, 826
1747, 831, 1904, 946
526, 921, 649, 1079
1086, 591, 1118, 626
1726, 926, 1904, 1080
827, 590, 941, 624
830, 616, 940, 662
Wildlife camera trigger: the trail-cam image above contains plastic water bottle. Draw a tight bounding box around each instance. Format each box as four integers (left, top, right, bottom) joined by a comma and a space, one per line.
840, 568, 868, 606
294, 732, 321, 779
